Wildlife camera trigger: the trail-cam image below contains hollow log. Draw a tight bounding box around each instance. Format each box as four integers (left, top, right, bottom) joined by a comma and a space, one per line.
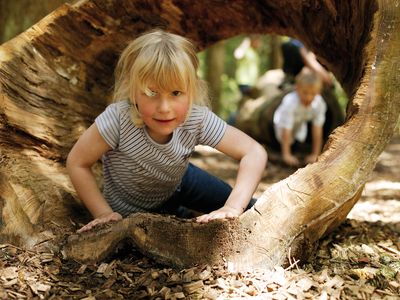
1, 0, 399, 271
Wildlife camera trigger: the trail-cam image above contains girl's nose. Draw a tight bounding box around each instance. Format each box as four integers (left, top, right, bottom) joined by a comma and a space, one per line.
158, 97, 170, 113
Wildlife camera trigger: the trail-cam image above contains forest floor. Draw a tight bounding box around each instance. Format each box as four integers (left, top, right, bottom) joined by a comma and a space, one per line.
0, 136, 399, 299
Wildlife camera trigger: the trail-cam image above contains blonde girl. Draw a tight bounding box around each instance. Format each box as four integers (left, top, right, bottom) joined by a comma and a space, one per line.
67, 29, 267, 232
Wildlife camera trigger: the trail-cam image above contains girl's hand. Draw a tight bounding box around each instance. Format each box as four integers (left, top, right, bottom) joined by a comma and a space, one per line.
196, 205, 242, 223
77, 212, 123, 233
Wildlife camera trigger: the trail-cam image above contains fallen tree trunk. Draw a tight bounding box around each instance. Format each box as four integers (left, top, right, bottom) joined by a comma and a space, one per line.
1, 0, 399, 271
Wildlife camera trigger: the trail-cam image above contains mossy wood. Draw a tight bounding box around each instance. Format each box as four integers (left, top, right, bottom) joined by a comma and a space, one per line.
0, 0, 399, 270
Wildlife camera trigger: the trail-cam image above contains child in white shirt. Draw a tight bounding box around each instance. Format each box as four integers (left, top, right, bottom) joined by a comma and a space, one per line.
273, 70, 327, 166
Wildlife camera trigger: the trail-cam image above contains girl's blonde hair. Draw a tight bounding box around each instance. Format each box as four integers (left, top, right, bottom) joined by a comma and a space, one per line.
113, 29, 209, 126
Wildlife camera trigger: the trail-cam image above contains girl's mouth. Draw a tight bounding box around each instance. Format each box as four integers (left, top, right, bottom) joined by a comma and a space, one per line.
154, 118, 175, 123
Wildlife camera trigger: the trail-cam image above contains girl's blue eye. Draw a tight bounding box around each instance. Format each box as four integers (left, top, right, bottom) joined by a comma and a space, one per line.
172, 91, 182, 96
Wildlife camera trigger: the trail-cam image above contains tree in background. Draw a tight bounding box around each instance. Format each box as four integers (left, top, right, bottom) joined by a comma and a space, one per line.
268, 35, 283, 70
0, 0, 68, 43
204, 41, 226, 115
205, 34, 279, 120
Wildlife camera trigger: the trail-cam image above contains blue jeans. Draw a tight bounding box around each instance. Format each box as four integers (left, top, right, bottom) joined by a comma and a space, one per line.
160, 163, 256, 217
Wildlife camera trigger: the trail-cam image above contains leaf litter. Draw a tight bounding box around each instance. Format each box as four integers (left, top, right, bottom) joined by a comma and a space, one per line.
0, 137, 399, 299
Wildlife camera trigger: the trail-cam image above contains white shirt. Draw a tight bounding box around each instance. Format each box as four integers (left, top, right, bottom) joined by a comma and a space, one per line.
273, 91, 327, 143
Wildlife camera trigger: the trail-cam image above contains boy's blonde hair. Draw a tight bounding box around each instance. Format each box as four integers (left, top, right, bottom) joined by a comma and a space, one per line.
295, 69, 322, 91
113, 29, 209, 126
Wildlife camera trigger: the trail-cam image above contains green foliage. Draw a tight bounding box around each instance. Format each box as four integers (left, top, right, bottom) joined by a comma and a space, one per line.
199, 34, 349, 123
222, 36, 243, 79
333, 80, 349, 114
0, 0, 68, 43
219, 74, 241, 120
198, 34, 274, 120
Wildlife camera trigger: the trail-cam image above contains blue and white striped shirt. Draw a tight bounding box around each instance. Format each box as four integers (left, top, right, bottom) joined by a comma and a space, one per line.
95, 100, 227, 216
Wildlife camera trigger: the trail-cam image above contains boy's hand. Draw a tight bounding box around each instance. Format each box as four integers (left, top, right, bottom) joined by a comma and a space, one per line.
77, 212, 123, 233
283, 154, 300, 167
305, 153, 318, 164
196, 205, 242, 223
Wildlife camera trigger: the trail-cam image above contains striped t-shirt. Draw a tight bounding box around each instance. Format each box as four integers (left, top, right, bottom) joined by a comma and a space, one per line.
95, 100, 227, 217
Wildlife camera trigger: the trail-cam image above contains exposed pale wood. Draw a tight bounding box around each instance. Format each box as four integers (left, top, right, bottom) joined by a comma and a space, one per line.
1, 0, 399, 270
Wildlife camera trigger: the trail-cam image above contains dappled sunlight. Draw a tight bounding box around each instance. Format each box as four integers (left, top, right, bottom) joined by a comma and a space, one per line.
365, 180, 400, 192
348, 136, 400, 223
348, 199, 400, 223
20, 149, 74, 193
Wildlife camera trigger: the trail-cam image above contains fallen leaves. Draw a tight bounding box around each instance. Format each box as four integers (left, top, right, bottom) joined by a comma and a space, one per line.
2, 224, 398, 299
0, 137, 399, 299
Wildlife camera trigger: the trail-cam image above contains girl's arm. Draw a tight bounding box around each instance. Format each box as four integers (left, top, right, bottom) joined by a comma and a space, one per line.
196, 125, 267, 223
66, 123, 122, 232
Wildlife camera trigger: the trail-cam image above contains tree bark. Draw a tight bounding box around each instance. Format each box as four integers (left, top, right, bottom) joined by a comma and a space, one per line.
1, 0, 399, 271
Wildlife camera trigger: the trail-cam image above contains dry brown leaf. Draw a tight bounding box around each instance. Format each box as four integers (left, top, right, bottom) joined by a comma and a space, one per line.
198, 268, 212, 281
28, 282, 51, 294
2, 278, 18, 287
297, 276, 315, 291
172, 291, 186, 299
182, 268, 196, 282
183, 280, 204, 294
76, 264, 86, 275
324, 275, 344, 288
96, 262, 108, 274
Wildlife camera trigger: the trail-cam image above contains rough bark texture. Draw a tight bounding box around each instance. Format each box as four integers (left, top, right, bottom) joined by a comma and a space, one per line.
1, 0, 399, 270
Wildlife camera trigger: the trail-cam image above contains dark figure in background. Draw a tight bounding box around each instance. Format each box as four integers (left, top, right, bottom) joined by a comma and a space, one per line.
280, 39, 333, 89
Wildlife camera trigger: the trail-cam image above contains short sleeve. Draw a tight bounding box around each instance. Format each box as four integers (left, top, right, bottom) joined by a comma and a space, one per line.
95, 103, 121, 149
274, 95, 295, 129
198, 107, 227, 147
312, 96, 327, 127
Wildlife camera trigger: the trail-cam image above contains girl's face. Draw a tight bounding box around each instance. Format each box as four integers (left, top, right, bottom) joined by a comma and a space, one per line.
135, 86, 190, 144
